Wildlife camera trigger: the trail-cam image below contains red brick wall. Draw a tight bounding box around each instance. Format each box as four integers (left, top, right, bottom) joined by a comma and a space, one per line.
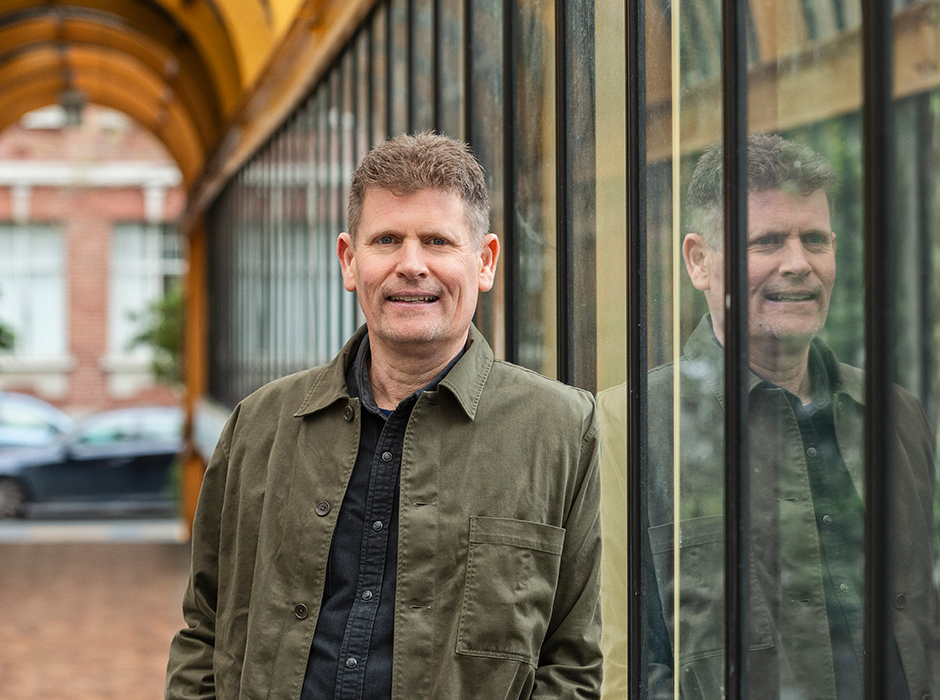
0, 106, 185, 415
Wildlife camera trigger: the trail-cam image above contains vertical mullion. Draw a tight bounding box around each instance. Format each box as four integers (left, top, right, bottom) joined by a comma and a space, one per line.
433, 0, 443, 130
721, 0, 749, 696
463, 0, 473, 142
914, 96, 934, 423
555, 0, 571, 384
862, 0, 896, 697
407, 0, 416, 132
502, 0, 518, 364
625, 0, 647, 694
386, 2, 394, 139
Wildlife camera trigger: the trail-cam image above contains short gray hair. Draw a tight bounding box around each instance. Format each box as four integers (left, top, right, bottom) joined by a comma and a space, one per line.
347, 132, 490, 246
687, 133, 835, 247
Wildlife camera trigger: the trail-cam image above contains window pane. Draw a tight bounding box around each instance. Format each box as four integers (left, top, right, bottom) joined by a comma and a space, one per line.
891, 5, 940, 698
0, 224, 66, 358
468, 0, 505, 355
512, 0, 556, 376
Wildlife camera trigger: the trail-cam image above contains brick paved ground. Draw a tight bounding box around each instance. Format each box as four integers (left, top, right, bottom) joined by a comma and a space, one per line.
0, 542, 190, 700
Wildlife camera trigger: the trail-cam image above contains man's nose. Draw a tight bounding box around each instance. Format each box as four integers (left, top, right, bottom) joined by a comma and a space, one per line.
779, 238, 812, 275
396, 239, 429, 278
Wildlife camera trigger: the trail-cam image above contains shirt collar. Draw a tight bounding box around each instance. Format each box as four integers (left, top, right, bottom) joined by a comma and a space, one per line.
346, 333, 464, 417
683, 314, 850, 409
294, 323, 496, 420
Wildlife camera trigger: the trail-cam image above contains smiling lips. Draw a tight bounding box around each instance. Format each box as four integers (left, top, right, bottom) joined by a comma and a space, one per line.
765, 290, 817, 302
387, 293, 439, 303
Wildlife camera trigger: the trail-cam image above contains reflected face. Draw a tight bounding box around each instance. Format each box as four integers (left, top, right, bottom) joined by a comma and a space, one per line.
688, 188, 836, 351
337, 187, 498, 356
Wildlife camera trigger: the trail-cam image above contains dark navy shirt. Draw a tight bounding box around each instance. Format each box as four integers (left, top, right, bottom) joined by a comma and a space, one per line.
302, 335, 461, 700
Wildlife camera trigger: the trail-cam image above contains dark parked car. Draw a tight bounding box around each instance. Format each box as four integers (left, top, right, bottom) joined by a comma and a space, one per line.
0, 391, 74, 449
0, 405, 183, 518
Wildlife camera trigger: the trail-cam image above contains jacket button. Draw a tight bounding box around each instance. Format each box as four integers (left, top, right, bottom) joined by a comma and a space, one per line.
344, 405, 354, 421
381, 451, 393, 462
895, 594, 906, 609
345, 657, 358, 669
294, 604, 308, 619
315, 501, 330, 516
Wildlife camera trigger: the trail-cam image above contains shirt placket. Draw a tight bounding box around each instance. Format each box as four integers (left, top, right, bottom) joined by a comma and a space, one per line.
334, 404, 409, 700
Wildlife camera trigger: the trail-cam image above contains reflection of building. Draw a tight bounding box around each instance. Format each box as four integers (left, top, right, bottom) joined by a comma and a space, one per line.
0, 105, 184, 413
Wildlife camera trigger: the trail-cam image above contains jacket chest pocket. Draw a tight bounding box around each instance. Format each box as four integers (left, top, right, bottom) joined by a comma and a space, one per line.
649, 515, 775, 666
456, 515, 565, 666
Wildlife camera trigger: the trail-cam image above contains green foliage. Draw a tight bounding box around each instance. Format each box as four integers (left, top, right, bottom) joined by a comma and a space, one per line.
128, 282, 184, 386
0, 319, 13, 351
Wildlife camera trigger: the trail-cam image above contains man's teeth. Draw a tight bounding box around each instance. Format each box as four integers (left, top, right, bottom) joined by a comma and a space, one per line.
389, 296, 436, 303
768, 293, 813, 301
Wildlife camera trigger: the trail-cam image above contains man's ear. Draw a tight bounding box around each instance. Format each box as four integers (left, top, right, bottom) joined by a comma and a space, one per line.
337, 232, 357, 292
682, 233, 713, 292
477, 233, 500, 292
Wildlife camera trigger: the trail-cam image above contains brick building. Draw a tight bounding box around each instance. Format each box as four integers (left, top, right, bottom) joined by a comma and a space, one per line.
0, 104, 185, 415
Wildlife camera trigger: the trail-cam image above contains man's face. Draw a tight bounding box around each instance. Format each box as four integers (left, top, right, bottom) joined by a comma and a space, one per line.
684, 188, 836, 353
337, 187, 499, 357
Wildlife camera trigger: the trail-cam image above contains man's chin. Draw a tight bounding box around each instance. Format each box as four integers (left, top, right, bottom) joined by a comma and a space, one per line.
752, 321, 822, 347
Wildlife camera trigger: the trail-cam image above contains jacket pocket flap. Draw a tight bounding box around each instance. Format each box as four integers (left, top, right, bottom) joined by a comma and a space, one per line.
649, 514, 724, 554
470, 516, 565, 555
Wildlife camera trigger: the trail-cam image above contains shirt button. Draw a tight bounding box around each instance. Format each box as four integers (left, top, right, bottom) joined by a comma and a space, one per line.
372, 520, 384, 532
345, 657, 358, 669
315, 501, 330, 516
294, 604, 308, 619
807, 447, 818, 457
344, 405, 354, 421
895, 594, 906, 609
822, 514, 833, 525
362, 590, 373, 600
840, 583, 849, 593
381, 451, 393, 462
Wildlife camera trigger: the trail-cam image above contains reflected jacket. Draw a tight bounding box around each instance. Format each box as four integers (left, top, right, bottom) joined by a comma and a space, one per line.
165, 324, 603, 700
645, 316, 939, 699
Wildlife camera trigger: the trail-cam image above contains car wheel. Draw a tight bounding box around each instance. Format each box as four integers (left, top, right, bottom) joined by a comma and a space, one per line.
0, 478, 27, 518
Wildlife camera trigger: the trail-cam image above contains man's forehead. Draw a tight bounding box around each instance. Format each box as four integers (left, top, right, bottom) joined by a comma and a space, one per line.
747, 187, 832, 229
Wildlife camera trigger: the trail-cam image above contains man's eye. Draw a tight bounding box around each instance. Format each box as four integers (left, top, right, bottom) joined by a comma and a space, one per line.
378, 236, 394, 245
753, 236, 778, 247
431, 238, 447, 246
805, 234, 828, 245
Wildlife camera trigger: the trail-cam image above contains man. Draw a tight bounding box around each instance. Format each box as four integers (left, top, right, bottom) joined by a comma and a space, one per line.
642, 134, 938, 698
165, 132, 603, 700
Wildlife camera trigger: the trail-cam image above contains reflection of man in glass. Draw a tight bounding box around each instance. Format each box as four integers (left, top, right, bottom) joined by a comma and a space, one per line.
644, 134, 938, 698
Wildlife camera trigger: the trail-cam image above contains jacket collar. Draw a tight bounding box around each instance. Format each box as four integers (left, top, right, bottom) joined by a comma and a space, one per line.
683, 314, 865, 407
293, 323, 494, 420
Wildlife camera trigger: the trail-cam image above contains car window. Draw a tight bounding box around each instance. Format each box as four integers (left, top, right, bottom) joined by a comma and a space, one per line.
78, 416, 138, 446
0, 404, 58, 432
137, 413, 183, 441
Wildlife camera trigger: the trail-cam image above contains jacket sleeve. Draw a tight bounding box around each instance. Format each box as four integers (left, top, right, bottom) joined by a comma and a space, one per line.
532, 405, 604, 699
164, 414, 235, 700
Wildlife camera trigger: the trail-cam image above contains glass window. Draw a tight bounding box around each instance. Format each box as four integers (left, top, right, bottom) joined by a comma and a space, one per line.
0, 224, 66, 358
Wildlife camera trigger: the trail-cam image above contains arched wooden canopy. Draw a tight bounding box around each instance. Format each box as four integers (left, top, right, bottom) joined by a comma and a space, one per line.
0, 0, 313, 186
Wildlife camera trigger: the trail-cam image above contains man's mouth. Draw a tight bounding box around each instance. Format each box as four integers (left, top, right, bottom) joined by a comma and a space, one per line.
387, 294, 439, 303
765, 292, 815, 302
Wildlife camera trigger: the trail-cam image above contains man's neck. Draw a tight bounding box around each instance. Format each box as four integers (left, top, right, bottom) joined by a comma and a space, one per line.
367, 335, 467, 410
747, 338, 814, 404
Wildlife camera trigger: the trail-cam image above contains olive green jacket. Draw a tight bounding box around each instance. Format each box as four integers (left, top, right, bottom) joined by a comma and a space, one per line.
645, 316, 939, 699
165, 325, 603, 700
